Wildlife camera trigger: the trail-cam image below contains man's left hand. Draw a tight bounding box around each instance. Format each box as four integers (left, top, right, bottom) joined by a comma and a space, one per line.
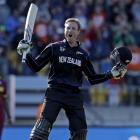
111, 63, 127, 79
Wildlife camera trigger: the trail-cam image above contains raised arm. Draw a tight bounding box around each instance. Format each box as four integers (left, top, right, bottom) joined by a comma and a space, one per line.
26, 44, 53, 72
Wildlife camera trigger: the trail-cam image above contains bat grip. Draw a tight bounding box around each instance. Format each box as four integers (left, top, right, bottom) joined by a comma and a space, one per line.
22, 51, 27, 63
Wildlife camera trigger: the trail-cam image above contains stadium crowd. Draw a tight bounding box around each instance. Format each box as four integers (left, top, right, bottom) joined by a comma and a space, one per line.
0, 0, 140, 106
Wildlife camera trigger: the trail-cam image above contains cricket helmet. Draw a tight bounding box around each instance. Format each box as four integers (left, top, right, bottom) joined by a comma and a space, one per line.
110, 47, 132, 65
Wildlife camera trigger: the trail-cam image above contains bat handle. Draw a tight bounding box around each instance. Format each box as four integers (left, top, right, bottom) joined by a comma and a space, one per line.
22, 50, 27, 63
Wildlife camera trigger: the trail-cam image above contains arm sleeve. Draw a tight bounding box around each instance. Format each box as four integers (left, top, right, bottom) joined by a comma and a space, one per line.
2, 80, 6, 96
82, 55, 113, 85
26, 44, 53, 72
2, 80, 11, 120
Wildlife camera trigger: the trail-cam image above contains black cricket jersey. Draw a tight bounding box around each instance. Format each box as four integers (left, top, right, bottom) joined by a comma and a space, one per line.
26, 39, 113, 90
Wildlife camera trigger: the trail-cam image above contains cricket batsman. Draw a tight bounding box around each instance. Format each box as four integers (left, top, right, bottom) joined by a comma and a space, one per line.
17, 18, 132, 140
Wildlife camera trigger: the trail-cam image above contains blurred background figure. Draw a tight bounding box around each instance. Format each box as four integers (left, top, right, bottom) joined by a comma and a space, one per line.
0, 75, 12, 140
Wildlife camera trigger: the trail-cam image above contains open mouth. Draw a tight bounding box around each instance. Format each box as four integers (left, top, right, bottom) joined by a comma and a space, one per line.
68, 34, 72, 37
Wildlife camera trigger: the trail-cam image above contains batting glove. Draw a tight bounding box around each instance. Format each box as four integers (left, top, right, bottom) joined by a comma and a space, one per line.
111, 63, 127, 79
17, 40, 32, 55
117, 64, 127, 78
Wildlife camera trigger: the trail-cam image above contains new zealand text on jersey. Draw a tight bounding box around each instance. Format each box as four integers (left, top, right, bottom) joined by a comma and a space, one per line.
59, 56, 81, 66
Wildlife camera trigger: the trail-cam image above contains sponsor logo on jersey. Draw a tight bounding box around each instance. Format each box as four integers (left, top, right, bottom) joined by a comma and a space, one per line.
59, 56, 81, 66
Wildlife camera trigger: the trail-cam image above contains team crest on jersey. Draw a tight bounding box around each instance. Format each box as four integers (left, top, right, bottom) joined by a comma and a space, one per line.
60, 46, 66, 52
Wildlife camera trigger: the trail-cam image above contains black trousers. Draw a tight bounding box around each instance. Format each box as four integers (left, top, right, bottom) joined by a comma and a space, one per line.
41, 87, 87, 132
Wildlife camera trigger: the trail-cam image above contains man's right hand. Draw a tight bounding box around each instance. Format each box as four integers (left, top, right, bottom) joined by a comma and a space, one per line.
17, 40, 32, 55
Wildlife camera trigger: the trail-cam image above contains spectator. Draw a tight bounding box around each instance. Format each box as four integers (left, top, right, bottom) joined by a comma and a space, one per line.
0, 76, 12, 140
0, 22, 9, 57
5, 9, 20, 42
113, 26, 135, 47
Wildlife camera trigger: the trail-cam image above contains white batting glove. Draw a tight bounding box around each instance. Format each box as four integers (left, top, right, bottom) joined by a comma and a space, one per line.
118, 64, 127, 78
111, 66, 121, 79
111, 64, 127, 79
17, 40, 32, 55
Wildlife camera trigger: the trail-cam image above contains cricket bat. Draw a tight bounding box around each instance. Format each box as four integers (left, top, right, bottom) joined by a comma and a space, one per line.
22, 3, 38, 63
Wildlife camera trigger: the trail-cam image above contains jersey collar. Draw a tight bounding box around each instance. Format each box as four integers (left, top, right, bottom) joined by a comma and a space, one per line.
63, 39, 80, 48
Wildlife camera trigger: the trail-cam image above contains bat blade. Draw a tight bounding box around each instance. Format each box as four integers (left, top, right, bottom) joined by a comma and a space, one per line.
22, 3, 38, 63
24, 3, 38, 42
